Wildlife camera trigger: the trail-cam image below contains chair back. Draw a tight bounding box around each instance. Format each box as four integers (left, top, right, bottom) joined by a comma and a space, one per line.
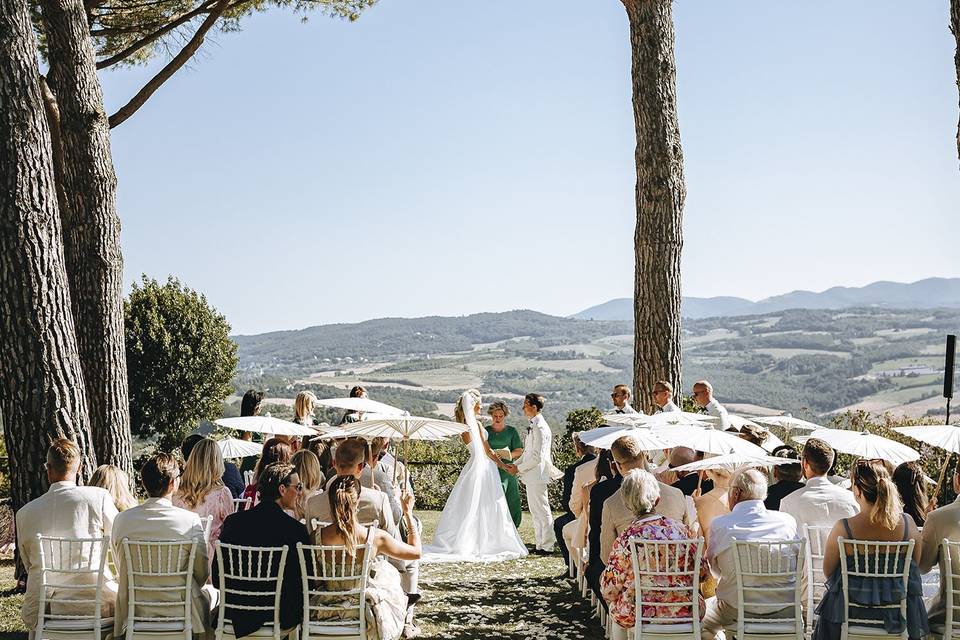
296, 535, 374, 640
214, 542, 288, 640
35, 535, 112, 638
628, 537, 703, 640
200, 515, 213, 543
940, 539, 960, 639
243, 471, 255, 487
730, 538, 805, 640
837, 537, 914, 639
121, 538, 198, 639
802, 524, 833, 625
232, 498, 252, 513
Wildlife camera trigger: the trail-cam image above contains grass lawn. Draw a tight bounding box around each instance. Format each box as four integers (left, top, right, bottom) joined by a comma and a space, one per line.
0, 511, 603, 640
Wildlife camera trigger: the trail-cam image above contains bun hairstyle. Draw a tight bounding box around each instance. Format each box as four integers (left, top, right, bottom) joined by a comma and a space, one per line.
454, 389, 482, 425
328, 475, 362, 556
851, 459, 903, 531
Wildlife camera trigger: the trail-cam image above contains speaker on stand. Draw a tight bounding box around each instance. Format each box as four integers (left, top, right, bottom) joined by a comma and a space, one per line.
946, 334, 955, 425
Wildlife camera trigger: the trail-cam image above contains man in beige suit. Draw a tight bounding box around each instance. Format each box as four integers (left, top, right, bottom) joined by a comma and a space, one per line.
112, 453, 214, 638
600, 435, 689, 563
561, 441, 599, 564
16, 439, 118, 632
919, 465, 960, 626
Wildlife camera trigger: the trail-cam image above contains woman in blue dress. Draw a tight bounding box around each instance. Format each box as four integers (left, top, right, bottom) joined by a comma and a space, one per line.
812, 459, 929, 640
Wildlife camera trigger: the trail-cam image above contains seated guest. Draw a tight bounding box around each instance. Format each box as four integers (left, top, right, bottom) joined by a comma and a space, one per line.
660, 447, 714, 497
893, 461, 932, 528
601, 469, 707, 630
215, 462, 310, 638
781, 438, 858, 531
611, 384, 640, 414
693, 466, 731, 549
601, 435, 688, 564
652, 380, 681, 413
812, 459, 928, 640
238, 389, 264, 475
89, 464, 138, 511
112, 453, 213, 638
764, 448, 804, 511
173, 438, 234, 563
691, 380, 729, 431
291, 449, 325, 521
918, 464, 960, 629
585, 450, 624, 606
555, 433, 596, 569
17, 439, 119, 632
293, 391, 317, 429
361, 437, 402, 522
562, 439, 601, 567
183, 433, 244, 499
243, 437, 293, 505
314, 476, 422, 640
702, 469, 799, 640
738, 423, 768, 448
307, 438, 337, 482
337, 385, 367, 425
376, 439, 413, 497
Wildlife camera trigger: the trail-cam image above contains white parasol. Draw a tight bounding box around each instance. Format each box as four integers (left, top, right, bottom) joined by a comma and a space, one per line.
578, 425, 675, 451
314, 397, 405, 416
309, 427, 352, 441
754, 416, 825, 431
672, 452, 800, 473
891, 425, 960, 455
792, 428, 920, 465
216, 437, 262, 459
603, 412, 711, 428
658, 425, 768, 457
214, 416, 317, 437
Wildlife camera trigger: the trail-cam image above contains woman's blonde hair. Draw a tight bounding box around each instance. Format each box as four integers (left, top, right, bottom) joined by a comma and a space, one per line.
706, 466, 732, 483
89, 464, 138, 511
291, 449, 323, 493
328, 475, 361, 556
487, 401, 510, 417
454, 389, 482, 424
176, 439, 225, 509
294, 391, 316, 423
851, 459, 903, 531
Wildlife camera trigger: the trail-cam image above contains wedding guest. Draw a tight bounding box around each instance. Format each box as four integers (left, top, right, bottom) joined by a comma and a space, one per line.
361, 437, 402, 522
291, 449, 325, 521
764, 448, 804, 511
601, 469, 707, 630
112, 453, 214, 638
89, 464, 138, 511
338, 385, 367, 425
692, 380, 730, 430
486, 401, 524, 528
291, 391, 316, 451
307, 438, 336, 480
555, 433, 595, 569
215, 462, 309, 638
17, 440, 119, 632
652, 380, 682, 413
243, 437, 293, 505
780, 438, 859, 532
516, 393, 563, 554
585, 452, 623, 605
314, 475, 421, 640
239, 389, 264, 475
378, 439, 414, 497
893, 461, 931, 528
601, 435, 689, 563
563, 441, 602, 567
173, 438, 234, 565
738, 423, 769, 448
918, 464, 960, 628
183, 433, 244, 498
611, 384, 639, 414
693, 466, 732, 550
812, 459, 928, 640
661, 447, 714, 497
701, 469, 799, 640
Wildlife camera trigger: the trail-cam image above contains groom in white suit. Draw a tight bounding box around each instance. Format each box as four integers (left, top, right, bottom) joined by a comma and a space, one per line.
515, 393, 563, 554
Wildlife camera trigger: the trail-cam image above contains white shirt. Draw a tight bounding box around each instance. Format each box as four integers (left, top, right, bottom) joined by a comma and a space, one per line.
779, 475, 859, 533
659, 399, 682, 413
708, 500, 799, 611
704, 398, 730, 430
614, 404, 640, 415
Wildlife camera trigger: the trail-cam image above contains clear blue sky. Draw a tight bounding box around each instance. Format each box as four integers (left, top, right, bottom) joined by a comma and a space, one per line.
100, 0, 960, 335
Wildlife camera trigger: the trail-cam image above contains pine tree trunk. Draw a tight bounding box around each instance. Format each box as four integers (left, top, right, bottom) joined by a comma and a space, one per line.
40, 0, 133, 477
952, 0, 960, 163
0, 0, 97, 510
622, 0, 686, 413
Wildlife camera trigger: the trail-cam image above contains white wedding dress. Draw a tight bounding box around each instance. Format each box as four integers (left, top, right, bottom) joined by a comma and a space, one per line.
421, 392, 528, 563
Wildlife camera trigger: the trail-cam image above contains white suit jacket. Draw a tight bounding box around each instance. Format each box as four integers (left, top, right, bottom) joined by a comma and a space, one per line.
516, 414, 563, 485
111, 498, 212, 636
704, 398, 731, 430
16, 481, 118, 629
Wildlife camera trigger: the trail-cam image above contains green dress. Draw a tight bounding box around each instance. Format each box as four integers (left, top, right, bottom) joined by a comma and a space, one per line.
485, 425, 523, 527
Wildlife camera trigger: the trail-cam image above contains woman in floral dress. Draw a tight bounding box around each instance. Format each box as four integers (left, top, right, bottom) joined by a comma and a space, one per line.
601, 468, 709, 630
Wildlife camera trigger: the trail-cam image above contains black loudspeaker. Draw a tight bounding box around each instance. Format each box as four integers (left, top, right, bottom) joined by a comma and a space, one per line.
946, 334, 956, 400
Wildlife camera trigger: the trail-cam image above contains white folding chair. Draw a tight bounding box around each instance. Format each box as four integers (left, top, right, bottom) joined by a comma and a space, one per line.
838, 537, 914, 640
35, 535, 113, 639
802, 524, 833, 631
296, 538, 374, 640
931, 539, 960, 640
232, 498, 252, 513
725, 538, 805, 640
200, 515, 214, 543
618, 538, 704, 640
214, 542, 292, 639
243, 471, 255, 487
121, 539, 199, 640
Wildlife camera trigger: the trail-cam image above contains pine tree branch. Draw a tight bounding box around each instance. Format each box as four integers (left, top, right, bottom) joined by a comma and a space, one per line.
94, 0, 216, 69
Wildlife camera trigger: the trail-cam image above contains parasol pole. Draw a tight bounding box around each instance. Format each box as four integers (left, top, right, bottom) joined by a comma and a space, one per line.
403, 434, 410, 496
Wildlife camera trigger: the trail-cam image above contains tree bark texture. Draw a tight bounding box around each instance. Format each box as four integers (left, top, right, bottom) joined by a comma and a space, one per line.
622, 0, 686, 413
0, 0, 97, 509
40, 0, 133, 477
952, 0, 960, 164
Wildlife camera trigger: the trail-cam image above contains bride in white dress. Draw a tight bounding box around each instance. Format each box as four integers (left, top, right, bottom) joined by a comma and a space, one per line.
422, 389, 528, 562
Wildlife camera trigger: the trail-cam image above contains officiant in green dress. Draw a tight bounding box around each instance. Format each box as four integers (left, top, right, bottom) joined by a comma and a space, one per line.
485, 401, 524, 527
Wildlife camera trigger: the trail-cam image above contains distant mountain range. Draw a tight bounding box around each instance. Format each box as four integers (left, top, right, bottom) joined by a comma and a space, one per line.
572, 277, 960, 321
